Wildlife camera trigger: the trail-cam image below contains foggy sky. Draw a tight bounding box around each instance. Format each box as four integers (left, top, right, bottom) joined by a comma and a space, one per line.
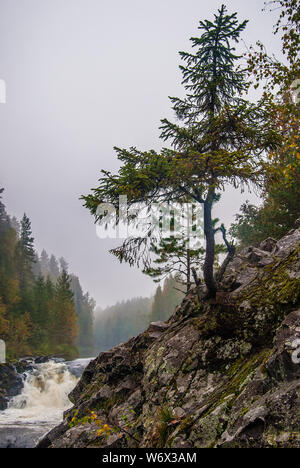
0, 0, 281, 307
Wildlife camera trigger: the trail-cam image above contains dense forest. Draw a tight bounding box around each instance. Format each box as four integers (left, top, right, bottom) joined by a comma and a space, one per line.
0, 188, 94, 359
94, 276, 183, 352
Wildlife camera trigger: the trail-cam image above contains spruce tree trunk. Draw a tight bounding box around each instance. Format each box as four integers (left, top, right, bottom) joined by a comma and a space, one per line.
186, 249, 191, 292
203, 196, 217, 298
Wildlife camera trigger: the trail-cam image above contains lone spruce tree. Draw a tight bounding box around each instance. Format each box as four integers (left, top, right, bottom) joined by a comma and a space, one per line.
83, 5, 281, 298
17, 213, 36, 290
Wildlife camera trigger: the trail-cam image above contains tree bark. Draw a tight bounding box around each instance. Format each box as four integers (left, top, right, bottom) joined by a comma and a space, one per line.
186, 249, 191, 292
215, 247, 235, 284
203, 195, 217, 298
214, 224, 236, 284
192, 267, 201, 287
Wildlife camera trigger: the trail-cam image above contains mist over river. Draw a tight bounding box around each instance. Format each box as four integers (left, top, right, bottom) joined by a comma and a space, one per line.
0, 358, 92, 448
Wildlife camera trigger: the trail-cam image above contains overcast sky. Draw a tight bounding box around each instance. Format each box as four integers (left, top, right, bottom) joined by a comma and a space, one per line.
0, 0, 281, 308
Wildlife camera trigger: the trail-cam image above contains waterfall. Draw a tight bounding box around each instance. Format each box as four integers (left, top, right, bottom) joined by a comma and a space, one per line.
0, 358, 92, 448
7, 361, 78, 419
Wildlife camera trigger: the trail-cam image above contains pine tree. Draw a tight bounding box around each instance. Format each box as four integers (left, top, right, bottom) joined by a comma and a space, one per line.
20, 214, 35, 261
0, 189, 16, 274
83, 5, 280, 298
158, 4, 276, 296
150, 277, 183, 322
55, 270, 74, 305
32, 276, 47, 325
70, 275, 95, 357
17, 213, 35, 290
53, 270, 78, 358
32, 252, 42, 278
28, 275, 50, 351
40, 249, 50, 278
145, 237, 204, 293
161, 5, 248, 133
59, 257, 68, 273
49, 255, 60, 282
151, 285, 164, 322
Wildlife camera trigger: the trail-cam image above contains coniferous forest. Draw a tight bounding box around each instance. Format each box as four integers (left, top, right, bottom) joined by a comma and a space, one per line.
0, 188, 94, 359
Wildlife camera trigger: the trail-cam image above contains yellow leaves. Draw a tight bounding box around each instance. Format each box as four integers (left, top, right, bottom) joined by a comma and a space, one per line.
268, 152, 275, 161
90, 411, 96, 417
69, 409, 105, 429
5, 312, 34, 357
97, 423, 113, 438
69, 408, 117, 442
4, 279, 20, 305
69, 410, 115, 439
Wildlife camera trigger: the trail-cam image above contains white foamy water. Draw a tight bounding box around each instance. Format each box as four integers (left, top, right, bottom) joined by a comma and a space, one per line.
0, 358, 93, 447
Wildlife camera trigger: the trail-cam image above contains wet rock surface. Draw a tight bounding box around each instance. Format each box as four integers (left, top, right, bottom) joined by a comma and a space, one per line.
0, 364, 24, 410
38, 228, 300, 448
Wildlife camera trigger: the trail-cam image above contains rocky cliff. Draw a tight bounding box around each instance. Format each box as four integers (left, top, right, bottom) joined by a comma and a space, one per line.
38, 227, 300, 448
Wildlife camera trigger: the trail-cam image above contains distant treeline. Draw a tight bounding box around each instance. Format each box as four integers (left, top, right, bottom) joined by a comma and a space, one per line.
94, 276, 183, 352
0, 188, 94, 360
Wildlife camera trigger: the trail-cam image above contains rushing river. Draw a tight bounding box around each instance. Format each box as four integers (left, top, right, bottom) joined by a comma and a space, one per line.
0, 358, 92, 448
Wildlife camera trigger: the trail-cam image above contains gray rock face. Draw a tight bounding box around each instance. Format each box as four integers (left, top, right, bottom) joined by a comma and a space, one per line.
37, 228, 300, 448
259, 237, 277, 253
0, 364, 24, 410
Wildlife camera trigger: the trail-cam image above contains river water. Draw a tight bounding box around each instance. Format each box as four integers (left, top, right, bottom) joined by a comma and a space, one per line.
0, 358, 92, 448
